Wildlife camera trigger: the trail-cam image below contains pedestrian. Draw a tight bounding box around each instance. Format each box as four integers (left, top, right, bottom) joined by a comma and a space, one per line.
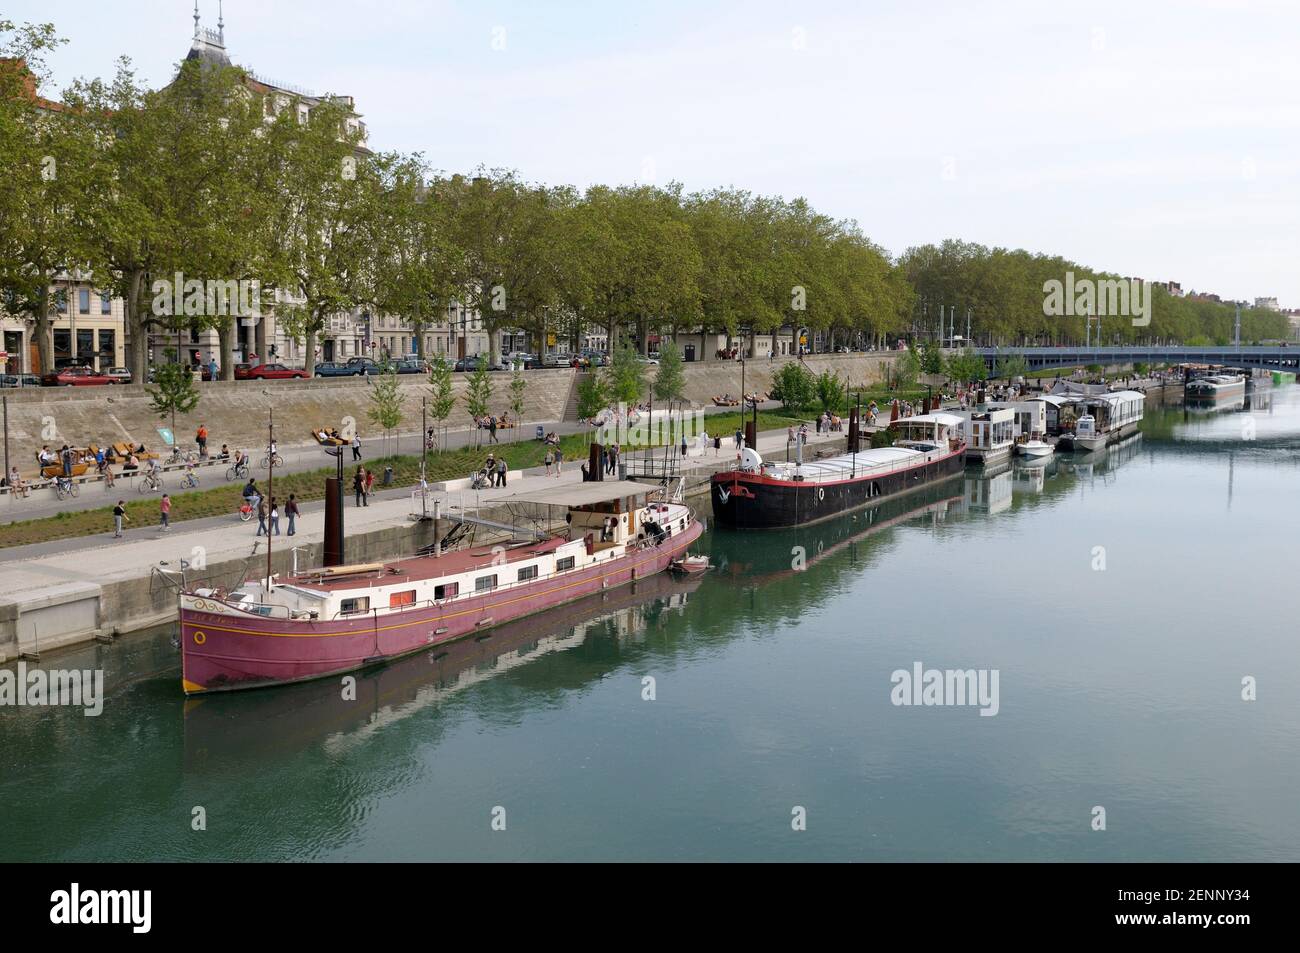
734, 429, 742, 449
545, 449, 554, 476
553, 446, 563, 476
489, 416, 498, 443
787, 425, 794, 445
160, 494, 171, 531
286, 494, 299, 536
113, 500, 129, 537
195, 423, 208, 457
600, 445, 609, 474
256, 497, 269, 536
680, 433, 688, 457
269, 497, 280, 536
496, 456, 507, 487
486, 453, 497, 487
714, 433, 722, 455
353, 467, 365, 507
351, 434, 362, 461
208, 356, 218, 381
364, 468, 375, 502
61, 444, 74, 477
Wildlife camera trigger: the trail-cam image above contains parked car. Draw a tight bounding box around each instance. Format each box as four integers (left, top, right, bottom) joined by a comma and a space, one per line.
394, 357, 429, 374
104, 366, 133, 384
41, 366, 116, 386
236, 362, 309, 381
1, 373, 43, 388
344, 357, 382, 376
312, 361, 355, 377
454, 356, 486, 372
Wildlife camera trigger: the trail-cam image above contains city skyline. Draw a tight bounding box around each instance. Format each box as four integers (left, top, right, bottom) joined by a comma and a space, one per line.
8, 0, 1299, 308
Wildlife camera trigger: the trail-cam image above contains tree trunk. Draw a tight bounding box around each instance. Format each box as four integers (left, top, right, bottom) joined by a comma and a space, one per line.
124, 269, 148, 381
217, 321, 236, 380
33, 284, 53, 374
304, 325, 318, 376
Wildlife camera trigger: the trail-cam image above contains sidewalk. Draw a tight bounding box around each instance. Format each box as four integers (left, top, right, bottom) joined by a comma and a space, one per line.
0, 424, 843, 587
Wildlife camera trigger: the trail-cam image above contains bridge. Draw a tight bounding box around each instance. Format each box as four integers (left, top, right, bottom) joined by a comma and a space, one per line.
975, 346, 1300, 374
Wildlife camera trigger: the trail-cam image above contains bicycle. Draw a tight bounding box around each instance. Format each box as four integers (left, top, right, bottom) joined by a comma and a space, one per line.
238, 498, 256, 522
138, 470, 164, 494
53, 476, 80, 500
165, 446, 198, 466
180, 467, 199, 490
225, 461, 250, 482
260, 452, 284, 469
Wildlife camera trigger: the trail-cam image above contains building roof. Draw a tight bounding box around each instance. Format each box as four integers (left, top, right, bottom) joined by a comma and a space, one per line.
496, 480, 666, 508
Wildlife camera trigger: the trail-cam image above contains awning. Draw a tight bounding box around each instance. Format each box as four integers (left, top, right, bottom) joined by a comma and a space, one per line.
495, 480, 666, 508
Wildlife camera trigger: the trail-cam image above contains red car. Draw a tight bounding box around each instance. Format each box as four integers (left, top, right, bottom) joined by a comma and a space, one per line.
235, 363, 309, 381
41, 366, 116, 386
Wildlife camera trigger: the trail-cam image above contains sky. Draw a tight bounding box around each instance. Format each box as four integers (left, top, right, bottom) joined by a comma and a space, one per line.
9, 0, 1299, 306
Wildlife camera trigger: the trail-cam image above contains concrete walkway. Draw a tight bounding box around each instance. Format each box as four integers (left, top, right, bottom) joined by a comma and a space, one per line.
0, 423, 842, 594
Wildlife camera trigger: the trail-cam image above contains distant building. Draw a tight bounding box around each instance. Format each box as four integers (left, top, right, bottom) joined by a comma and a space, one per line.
1254, 297, 1280, 312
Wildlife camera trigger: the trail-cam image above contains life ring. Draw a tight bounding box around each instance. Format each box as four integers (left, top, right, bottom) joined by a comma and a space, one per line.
193, 631, 207, 645
817, 487, 825, 501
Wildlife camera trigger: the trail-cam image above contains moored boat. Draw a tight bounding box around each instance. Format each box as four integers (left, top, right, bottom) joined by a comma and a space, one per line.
710, 413, 966, 528
180, 480, 701, 694
1185, 373, 1246, 401
1017, 439, 1054, 459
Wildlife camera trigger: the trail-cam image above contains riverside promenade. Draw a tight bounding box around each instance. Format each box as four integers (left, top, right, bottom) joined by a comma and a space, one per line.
0, 423, 842, 661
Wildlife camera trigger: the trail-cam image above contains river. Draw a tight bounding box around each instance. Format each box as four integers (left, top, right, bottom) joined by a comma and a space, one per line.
2, 383, 1297, 861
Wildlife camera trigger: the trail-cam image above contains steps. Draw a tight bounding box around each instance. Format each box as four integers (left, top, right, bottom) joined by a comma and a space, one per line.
563, 372, 590, 422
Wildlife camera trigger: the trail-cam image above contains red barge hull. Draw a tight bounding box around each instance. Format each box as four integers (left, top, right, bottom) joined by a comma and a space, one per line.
181, 521, 702, 694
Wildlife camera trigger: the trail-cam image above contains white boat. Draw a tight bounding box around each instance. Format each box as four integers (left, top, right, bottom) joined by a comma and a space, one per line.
1186, 373, 1246, 400
960, 407, 1015, 466
1069, 390, 1145, 452
1016, 440, 1054, 459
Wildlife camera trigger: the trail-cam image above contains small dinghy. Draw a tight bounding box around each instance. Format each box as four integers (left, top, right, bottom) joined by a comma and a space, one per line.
670, 555, 711, 575
1017, 439, 1054, 459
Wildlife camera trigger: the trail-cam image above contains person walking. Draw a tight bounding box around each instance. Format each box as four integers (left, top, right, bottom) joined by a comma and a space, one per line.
496, 455, 507, 487
351, 434, 362, 461
256, 497, 269, 536
600, 445, 609, 475
553, 445, 563, 477
364, 468, 375, 502
353, 467, 365, 507
485, 453, 497, 487
488, 416, 498, 443
680, 433, 688, 457
269, 497, 281, 536
286, 494, 299, 536
160, 494, 171, 531
734, 429, 742, 450
208, 356, 218, 381
61, 444, 74, 478
103, 462, 116, 489
113, 500, 129, 538
714, 433, 722, 455
544, 448, 554, 476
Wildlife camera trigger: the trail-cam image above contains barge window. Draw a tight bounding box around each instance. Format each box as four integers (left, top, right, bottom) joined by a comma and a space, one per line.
475, 574, 498, 592
340, 597, 370, 615
556, 556, 575, 572
434, 582, 459, 600
389, 590, 416, 608
517, 565, 538, 582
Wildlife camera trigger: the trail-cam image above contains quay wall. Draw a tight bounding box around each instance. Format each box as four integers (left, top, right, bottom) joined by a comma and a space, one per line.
0, 354, 897, 471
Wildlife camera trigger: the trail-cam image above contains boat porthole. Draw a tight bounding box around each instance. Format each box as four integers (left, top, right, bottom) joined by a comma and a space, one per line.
817, 487, 825, 501
193, 631, 207, 645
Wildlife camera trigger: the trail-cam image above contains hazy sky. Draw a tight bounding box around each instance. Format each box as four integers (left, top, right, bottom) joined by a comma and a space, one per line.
12, 0, 1300, 306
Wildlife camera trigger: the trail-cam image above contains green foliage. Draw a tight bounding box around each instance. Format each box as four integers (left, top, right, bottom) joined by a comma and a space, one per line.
653, 340, 685, 402
509, 369, 527, 421
870, 428, 895, 449
605, 342, 646, 406
464, 356, 493, 421
1086, 363, 1103, 374
917, 339, 943, 375
427, 355, 455, 424
771, 361, 815, 409
894, 348, 921, 387
367, 368, 403, 434
814, 370, 846, 414
146, 362, 201, 419
577, 372, 609, 421
946, 348, 988, 382
993, 351, 1029, 380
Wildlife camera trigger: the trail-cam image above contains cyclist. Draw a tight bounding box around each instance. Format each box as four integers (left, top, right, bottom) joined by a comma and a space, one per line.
242, 478, 261, 512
